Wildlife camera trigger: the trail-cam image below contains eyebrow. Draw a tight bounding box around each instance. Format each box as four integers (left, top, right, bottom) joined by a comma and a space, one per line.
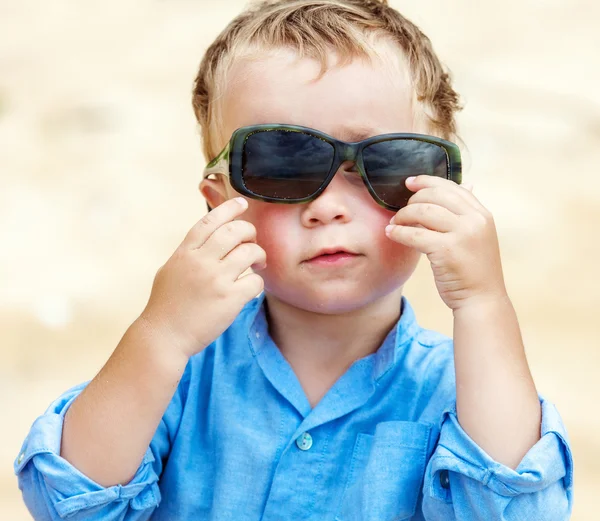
334, 126, 381, 142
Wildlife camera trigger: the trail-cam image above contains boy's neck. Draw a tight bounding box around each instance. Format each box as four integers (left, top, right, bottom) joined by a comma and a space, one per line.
263, 289, 404, 408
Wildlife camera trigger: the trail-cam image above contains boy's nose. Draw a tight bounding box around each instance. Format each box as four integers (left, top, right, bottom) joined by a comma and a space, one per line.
300, 165, 356, 227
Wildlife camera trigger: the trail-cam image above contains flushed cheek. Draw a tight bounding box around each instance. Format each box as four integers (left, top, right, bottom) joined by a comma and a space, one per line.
371, 214, 421, 276
246, 204, 299, 271
379, 237, 420, 276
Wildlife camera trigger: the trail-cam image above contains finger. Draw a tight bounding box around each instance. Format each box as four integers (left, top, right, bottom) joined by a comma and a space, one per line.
202, 220, 257, 260
181, 197, 248, 250
406, 185, 478, 216
406, 176, 485, 212
234, 272, 265, 301
385, 224, 440, 254
390, 203, 458, 233
222, 242, 267, 279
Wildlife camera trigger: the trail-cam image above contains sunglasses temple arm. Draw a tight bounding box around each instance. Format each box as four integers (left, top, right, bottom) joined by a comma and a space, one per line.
202, 146, 232, 212
203, 155, 230, 179
203, 139, 231, 178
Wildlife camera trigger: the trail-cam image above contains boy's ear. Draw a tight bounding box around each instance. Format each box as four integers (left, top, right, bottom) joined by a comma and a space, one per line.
199, 176, 230, 212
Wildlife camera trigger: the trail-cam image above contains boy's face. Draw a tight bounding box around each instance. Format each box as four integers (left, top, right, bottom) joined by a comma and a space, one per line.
201, 43, 422, 315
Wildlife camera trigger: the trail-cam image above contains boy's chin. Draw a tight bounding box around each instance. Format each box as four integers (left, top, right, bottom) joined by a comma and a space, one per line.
265, 283, 402, 316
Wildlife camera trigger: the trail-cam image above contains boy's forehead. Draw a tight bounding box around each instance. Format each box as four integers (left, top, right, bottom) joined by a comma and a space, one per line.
218, 43, 416, 144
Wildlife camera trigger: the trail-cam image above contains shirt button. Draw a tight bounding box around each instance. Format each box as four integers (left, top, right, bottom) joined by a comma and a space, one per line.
17, 452, 25, 465
296, 432, 313, 451
439, 469, 450, 489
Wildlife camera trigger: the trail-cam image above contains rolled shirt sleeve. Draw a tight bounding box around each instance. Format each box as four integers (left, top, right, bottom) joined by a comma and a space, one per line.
422, 396, 574, 521
14, 382, 176, 520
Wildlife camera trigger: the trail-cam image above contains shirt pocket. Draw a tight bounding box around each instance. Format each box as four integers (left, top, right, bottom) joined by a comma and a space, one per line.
336, 421, 432, 521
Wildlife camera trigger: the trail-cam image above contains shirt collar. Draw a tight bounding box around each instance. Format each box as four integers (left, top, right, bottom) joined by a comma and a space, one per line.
372, 296, 421, 380
245, 293, 421, 381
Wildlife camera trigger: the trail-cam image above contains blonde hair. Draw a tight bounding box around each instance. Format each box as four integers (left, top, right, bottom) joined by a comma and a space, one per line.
192, 0, 462, 161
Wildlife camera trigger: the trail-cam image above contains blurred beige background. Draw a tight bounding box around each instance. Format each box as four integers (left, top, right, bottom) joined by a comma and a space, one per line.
1, 0, 598, 519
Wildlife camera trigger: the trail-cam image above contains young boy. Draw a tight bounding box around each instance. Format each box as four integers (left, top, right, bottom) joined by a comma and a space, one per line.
15, 1, 573, 519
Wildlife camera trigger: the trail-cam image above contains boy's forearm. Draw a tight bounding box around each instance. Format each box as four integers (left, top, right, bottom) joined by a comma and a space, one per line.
61, 318, 189, 488
453, 294, 541, 470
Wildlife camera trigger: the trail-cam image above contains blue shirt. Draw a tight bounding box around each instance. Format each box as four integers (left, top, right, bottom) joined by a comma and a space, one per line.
15, 294, 574, 520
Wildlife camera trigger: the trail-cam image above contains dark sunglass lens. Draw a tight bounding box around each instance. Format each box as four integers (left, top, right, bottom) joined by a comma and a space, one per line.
242, 130, 335, 199
363, 140, 448, 208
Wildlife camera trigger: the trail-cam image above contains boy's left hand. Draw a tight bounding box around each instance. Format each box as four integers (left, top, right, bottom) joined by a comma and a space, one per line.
385, 175, 507, 311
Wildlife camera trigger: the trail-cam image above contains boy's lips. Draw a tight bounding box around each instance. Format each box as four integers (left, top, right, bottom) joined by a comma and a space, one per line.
304, 246, 362, 264
305, 246, 358, 260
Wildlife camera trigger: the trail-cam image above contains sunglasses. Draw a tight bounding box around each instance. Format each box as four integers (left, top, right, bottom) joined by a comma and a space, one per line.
202, 124, 462, 211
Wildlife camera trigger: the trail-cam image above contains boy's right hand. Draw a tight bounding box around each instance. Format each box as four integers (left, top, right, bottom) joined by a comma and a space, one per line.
138, 197, 266, 359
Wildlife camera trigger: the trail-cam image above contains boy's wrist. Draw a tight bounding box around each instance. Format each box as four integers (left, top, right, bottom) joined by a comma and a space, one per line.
451, 289, 511, 316
128, 315, 192, 371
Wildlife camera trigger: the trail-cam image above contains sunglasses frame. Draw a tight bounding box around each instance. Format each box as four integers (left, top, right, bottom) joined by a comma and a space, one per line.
202, 124, 462, 211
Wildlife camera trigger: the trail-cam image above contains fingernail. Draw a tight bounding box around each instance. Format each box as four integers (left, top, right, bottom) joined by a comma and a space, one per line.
385, 225, 395, 234
406, 176, 416, 184
389, 216, 395, 224
235, 197, 247, 207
